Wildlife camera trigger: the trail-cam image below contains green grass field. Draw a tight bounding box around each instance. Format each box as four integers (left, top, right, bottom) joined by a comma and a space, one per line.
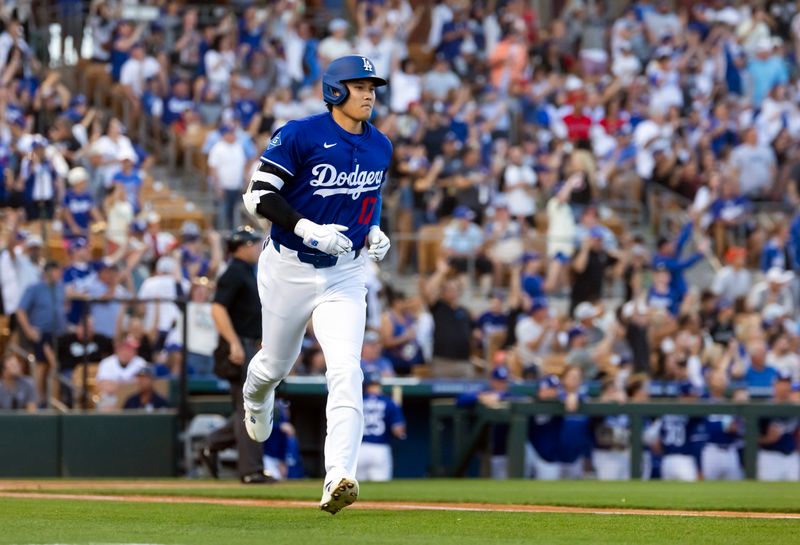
1, 480, 798, 545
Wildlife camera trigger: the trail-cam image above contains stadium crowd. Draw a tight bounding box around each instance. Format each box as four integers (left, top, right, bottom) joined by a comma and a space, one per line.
0, 0, 799, 479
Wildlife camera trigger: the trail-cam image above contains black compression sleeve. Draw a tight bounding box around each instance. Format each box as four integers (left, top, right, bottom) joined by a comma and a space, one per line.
252, 181, 303, 232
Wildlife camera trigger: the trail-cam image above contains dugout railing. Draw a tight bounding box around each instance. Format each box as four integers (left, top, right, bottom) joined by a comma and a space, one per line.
430, 399, 800, 480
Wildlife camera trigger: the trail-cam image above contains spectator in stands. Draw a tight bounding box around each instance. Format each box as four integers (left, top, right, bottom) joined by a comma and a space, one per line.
360, 330, 395, 379
208, 124, 250, 231
62, 236, 96, 326
423, 258, 475, 377
545, 173, 582, 293
0, 231, 41, 323
20, 137, 60, 221
380, 289, 423, 376
712, 246, 752, 301
760, 223, 792, 272
0, 353, 36, 411
647, 264, 681, 317
84, 260, 129, 340
91, 117, 136, 193
515, 299, 557, 378
475, 292, 509, 360
570, 228, 620, 315
119, 41, 162, 125
138, 256, 187, 352
122, 366, 169, 411
318, 18, 353, 67
96, 335, 148, 410
737, 339, 779, 389
16, 260, 66, 405
142, 211, 176, 266
499, 146, 537, 227
652, 222, 706, 302
484, 202, 524, 287
56, 315, 113, 385
748, 267, 795, 316
104, 182, 134, 250
183, 277, 218, 378
177, 221, 222, 282
441, 206, 493, 293
111, 149, 143, 213
62, 166, 102, 240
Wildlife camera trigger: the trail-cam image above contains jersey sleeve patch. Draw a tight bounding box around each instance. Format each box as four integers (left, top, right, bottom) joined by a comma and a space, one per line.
267, 132, 281, 149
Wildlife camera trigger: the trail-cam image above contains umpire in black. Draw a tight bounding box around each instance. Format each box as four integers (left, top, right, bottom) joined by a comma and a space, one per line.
204, 226, 269, 483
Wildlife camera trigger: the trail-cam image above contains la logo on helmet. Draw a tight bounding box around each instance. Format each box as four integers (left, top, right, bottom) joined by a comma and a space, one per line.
362, 57, 373, 72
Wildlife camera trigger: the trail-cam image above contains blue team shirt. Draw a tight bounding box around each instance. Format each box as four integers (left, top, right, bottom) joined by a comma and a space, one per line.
477, 311, 508, 338
260, 113, 393, 254
362, 392, 405, 445
62, 190, 94, 236
63, 262, 100, 324
744, 366, 779, 388
659, 415, 706, 459
705, 414, 742, 447
112, 170, 143, 212
760, 417, 798, 455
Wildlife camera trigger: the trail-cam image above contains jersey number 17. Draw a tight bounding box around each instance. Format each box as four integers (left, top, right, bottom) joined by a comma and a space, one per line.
358, 197, 378, 225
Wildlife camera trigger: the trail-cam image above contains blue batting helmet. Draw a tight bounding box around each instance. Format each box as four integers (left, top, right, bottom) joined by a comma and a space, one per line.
322, 55, 388, 106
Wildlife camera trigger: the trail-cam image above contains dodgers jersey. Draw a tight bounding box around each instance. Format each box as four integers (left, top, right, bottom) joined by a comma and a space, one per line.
362, 392, 405, 445
260, 112, 393, 254
659, 415, 707, 457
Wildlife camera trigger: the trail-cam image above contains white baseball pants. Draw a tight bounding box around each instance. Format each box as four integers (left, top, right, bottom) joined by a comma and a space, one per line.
757, 450, 800, 481
244, 242, 368, 482
661, 454, 699, 481
701, 444, 743, 481
356, 442, 392, 481
592, 449, 631, 480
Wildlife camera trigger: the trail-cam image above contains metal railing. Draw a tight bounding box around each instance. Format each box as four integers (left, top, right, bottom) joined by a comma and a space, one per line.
430, 400, 800, 480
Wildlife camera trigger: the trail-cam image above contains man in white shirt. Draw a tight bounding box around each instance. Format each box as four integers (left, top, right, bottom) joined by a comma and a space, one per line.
356, 27, 395, 84
318, 19, 353, 66
501, 147, 537, 225
119, 42, 162, 126
208, 124, 250, 231
729, 127, 777, 198
137, 256, 188, 351
96, 335, 148, 409
515, 300, 557, 373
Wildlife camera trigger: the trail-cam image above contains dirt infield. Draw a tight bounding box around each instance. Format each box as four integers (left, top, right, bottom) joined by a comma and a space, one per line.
1, 486, 799, 520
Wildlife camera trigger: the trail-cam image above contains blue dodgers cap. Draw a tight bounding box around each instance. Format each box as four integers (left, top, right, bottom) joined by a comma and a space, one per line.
490, 366, 510, 381
567, 326, 586, 342
589, 226, 604, 239
539, 374, 561, 389
530, 298, 548, 313
68, 237, 88, 252
218, 123, 234, 135
70, 94, 87, 107
678, 381, 702, 397
521, 251, 541, 263
453, 206, 476, 220
364, 371, 382, 385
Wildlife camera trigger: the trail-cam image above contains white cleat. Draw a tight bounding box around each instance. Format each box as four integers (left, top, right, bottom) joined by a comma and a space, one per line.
319, 476, 359, 515
244, 408, 272, 442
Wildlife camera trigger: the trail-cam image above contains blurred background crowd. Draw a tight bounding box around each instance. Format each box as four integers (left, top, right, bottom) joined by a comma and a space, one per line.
1, 0, 800, 431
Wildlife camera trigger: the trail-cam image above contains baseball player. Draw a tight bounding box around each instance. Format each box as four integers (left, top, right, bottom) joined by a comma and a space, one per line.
758, 374, 800, 481
356, 373, 406, 481
528, 374, 563, 480
240, 55, 392, 514
649, 383, 707, 481
702, 370, 744, 480
591, 379, 631, 480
